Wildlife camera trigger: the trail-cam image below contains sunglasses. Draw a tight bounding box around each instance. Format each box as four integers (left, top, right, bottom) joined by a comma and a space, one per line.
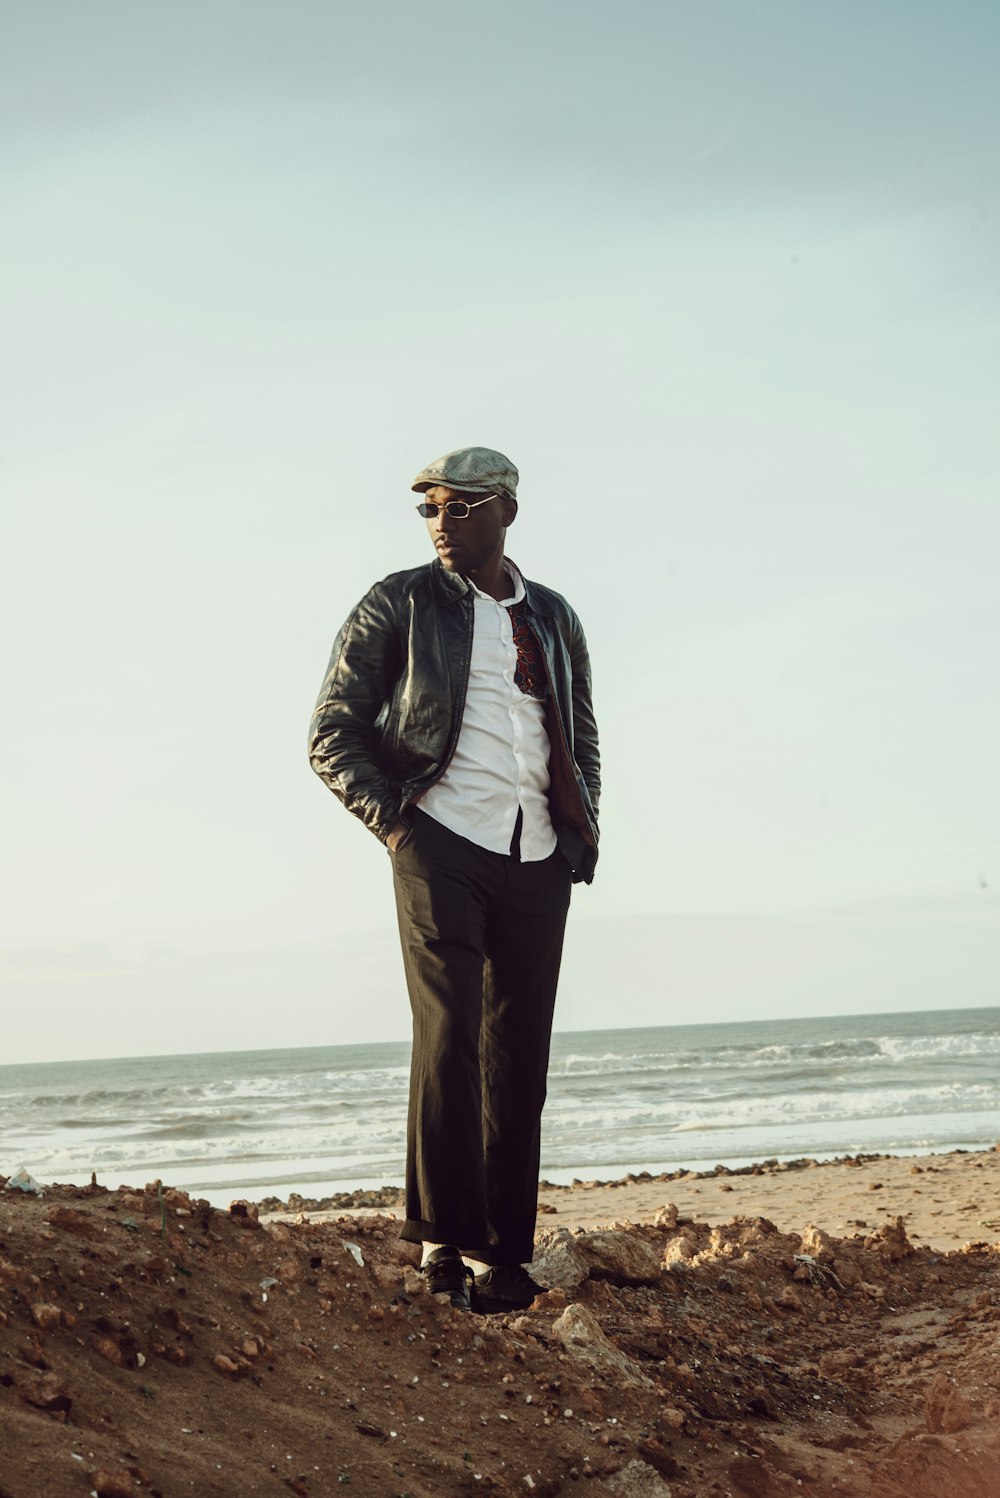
415, 493, 499, 519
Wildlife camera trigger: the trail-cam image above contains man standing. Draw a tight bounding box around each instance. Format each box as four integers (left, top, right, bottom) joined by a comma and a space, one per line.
309, 446, 599, 1312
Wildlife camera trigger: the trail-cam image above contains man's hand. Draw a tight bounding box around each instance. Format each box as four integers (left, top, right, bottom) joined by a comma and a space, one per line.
386, 821, 410, 852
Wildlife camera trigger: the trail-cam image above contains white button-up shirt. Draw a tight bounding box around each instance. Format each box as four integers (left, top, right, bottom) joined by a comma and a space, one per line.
417, 562, 557, 861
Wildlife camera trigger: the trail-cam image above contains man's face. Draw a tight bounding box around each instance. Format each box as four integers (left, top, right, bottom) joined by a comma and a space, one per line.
422, 485, 516, 577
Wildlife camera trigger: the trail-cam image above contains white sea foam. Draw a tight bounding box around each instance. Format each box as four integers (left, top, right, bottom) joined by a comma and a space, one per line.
3, 1008, 999, 1200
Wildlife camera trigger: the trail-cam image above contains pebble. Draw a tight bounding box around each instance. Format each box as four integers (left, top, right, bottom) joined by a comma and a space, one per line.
89, 1470, 135, 1498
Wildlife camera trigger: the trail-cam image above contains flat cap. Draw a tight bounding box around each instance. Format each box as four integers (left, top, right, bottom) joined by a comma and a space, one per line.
411, 445, 518, 500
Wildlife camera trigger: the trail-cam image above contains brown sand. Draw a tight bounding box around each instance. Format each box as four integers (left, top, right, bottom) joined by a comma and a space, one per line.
264, 1147, 1000, 1255
2, 1151, 999, 1498
536, 1148, 1000, 1253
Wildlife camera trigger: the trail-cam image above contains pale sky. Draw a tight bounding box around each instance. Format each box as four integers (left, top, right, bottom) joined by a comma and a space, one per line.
3, 1, 999, 1063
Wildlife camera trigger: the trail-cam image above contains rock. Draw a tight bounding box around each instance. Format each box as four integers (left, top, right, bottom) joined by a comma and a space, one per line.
228, 1201, 261, 1229
533, 1286, 568, 1311
93, 1335, 125, 1366
819, 1349, 863, 1377
924, 1372, 974, 1433
653, 1204, 678, 1229
662, 1229, 698, 1266
19, 1371, 73, 1413
30, 1302, 63, 1331
529, 1230, 588, 1290
581, 1229, 663, 1284
597, 1458, 675, 1495
532, 1227, 662, 1288
402, 1266, 425, 1297
551, 1304, 653, 1389
776, 1286, 803, 1312
0, 1257, 21, 1287
89, 1470, 135, 1498
748, 1388, 778, 1419
799, 1225, 835, 1262
728, 1454, 773, 1495
212, 1354, 244, 1377
636, 1438, 678, 1478
864, 1216, 913, 1261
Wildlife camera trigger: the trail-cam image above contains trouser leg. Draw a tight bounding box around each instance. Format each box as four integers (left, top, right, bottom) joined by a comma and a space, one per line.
478, 848, 571, 1265
391, 812, 496, 1252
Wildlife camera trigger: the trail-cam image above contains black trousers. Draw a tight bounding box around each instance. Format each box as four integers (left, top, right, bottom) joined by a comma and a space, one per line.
390, 808, 572, 1266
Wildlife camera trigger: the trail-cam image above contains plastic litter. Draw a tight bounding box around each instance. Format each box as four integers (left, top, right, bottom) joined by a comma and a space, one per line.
4, 1167, 44, 1196
345, 1242, 365, 1267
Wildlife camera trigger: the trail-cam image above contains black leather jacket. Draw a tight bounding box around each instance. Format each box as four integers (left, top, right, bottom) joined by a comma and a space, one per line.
309, 559, 600, 883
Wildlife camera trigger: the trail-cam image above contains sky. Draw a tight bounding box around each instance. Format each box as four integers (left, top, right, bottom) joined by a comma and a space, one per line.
3, 0, 999, 1063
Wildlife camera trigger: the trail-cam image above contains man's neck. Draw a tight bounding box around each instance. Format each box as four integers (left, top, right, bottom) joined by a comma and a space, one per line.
464, 554, 509, 602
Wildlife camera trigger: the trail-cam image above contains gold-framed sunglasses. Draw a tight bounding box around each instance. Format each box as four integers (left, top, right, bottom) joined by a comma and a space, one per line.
415, 493, 499, 519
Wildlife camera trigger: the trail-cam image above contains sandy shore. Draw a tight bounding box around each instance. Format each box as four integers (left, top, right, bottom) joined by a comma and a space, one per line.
264, 1146, 1000, 1254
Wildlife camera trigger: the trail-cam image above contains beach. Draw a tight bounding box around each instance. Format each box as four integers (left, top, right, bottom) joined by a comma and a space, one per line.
4, 1148, 999, 1498
263, 1147, 1000, 1255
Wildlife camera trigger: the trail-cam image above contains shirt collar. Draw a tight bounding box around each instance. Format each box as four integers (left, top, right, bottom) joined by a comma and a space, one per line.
467, 558, 525, 607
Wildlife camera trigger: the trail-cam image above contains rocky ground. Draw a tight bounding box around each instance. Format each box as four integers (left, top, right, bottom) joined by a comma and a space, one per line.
2, 1175, 999, 1498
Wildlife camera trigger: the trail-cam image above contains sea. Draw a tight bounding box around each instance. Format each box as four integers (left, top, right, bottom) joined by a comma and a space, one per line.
2, 1007, 999, 1209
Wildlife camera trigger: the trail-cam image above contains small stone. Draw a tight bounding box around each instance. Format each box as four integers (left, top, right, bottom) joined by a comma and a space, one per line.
212, 1354, 243, 1376
90, 1470, 135, 1498
30, 1302, 63, 1331
637, 1438, 678, 1477
864, 1216, 913, 1261
93, 1335, 125, 1366
798, 1225, 836, 1262
728, 1454, 773, 1496
601, 1458, 675, 1495
924, 1372, 973, 1433
552, 1304, 653, 1390
228, 1201, 261, 1229
402, 1266, 424, 1296
663, 1230, 698, 1266
19, 1371, 72, 1413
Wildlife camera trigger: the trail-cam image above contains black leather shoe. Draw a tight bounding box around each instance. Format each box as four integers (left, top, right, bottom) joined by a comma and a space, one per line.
421, 1247, 473, 1311
472, 1264, 546, 1314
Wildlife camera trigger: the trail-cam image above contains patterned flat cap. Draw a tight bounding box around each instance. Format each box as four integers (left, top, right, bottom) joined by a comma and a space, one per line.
411, 445, 518, 500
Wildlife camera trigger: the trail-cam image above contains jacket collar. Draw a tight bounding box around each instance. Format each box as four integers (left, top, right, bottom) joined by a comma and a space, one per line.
429, 557, 552, 615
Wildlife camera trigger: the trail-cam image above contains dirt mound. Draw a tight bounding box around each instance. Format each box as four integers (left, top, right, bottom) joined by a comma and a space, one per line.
2, 1182, 999, 1496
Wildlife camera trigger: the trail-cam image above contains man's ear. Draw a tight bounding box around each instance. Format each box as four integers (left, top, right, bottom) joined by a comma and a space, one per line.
502, 496, 518, 526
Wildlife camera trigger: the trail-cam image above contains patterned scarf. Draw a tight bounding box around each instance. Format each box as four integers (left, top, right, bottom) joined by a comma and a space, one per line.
507, 603, 547, 700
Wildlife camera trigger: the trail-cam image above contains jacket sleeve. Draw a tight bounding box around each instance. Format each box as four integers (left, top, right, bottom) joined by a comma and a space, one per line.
308, 582, 404, 843
569, 610, 601, 819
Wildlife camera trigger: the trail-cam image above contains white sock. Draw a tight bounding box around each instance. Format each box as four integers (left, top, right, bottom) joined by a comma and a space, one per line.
462, 1256, 491, 1274
420, 1241, 453, 1266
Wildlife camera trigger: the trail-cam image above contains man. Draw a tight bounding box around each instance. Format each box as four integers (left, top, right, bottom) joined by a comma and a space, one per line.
309, 445, 599, 1313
